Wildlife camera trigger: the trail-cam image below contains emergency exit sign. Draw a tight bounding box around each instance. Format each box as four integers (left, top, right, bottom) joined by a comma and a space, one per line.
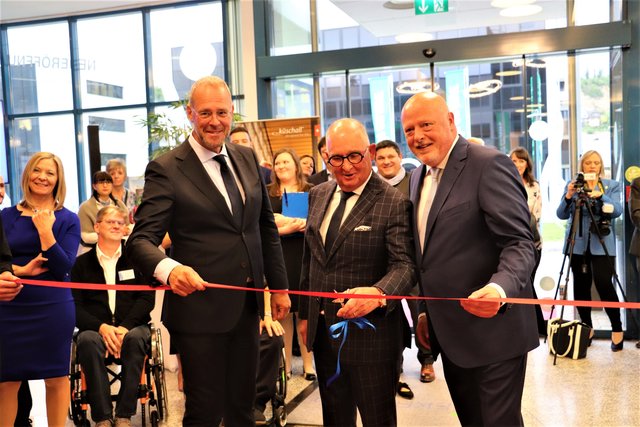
415, 0, 448, 15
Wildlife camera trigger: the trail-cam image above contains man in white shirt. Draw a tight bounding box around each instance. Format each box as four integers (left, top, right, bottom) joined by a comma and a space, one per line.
71, 206, 155, 427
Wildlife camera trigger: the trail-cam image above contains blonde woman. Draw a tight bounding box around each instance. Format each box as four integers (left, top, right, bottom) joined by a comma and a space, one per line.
0, 152, 81, 426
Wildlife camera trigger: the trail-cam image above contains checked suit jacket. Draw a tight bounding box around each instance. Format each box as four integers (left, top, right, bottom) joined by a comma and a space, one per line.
299, 173, 416, 364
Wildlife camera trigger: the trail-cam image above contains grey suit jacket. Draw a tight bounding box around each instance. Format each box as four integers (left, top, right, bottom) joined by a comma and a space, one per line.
629, 177, 640, 256
299, 173, 416, 364
126, 140, 288, 334
410, 136, 539, 369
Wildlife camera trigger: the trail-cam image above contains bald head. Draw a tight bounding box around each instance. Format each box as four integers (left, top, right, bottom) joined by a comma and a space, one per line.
401, 92, 457, 167
326, 118, 375, 192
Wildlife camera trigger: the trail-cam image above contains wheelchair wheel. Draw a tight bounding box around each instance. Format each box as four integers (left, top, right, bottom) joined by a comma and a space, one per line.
274, 405, 287, 427
69, 337, 90, 426
150, 410, 160, 427
150, 326, 168, 419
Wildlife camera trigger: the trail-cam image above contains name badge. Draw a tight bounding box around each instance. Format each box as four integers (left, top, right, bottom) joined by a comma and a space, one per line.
118, 269, 135, 281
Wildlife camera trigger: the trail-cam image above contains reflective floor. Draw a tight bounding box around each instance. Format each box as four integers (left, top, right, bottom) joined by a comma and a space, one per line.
26, 334, 640, 426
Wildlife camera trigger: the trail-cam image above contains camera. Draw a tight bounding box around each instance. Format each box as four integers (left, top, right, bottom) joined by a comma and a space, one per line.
591, 202, 614, 236
423, 48, 436, 58
573, 172, 591, 193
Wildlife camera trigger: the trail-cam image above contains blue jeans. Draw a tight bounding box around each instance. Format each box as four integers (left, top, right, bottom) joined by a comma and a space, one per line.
76, 325, 150, 422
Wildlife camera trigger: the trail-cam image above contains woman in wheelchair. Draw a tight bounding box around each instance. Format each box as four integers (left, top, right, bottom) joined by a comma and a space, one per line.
71, 206, 155, 427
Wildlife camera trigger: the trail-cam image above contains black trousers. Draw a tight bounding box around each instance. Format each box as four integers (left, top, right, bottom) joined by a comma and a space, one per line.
173, 292, 259, 427
255, 330, 284, 412
442, 352, 528, 427
313, 316, 399, 427
15, 381, 32, 426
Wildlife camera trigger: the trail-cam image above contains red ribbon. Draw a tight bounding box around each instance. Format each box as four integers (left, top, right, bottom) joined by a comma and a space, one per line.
19, 278, 640, 310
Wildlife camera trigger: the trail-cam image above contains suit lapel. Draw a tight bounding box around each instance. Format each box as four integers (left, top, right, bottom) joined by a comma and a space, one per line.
226, 143, 255, 228
410, 165, 426, 259
326, 175, 382, 261
422, 139, 468, 259
175, 141, 237, 226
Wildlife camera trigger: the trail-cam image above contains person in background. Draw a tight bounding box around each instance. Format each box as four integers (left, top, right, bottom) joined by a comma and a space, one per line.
299, 118, 416, 426
106, 158, 137, 223
556, 150, 624, 351
0, 175, 10, 208
229, 126, 272, 184
0, 152, 81, 427
300, 154, 316, 177
402, 92, 538, 426
375, 139, 435, 398
266, 148, 316, 384
308, 137, 333, 185
77, 171, 130, 255
628, 176, 640, 349
466, 137, 485, 146
126, 76, 290, 426
71, 206, 154, 427
510, 147, 546, 336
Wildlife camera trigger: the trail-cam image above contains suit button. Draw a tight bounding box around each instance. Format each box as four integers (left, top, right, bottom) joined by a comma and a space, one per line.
241, 262, 247, 268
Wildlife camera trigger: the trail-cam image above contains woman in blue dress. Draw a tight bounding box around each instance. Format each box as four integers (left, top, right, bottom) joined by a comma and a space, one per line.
0, 152, 81, 426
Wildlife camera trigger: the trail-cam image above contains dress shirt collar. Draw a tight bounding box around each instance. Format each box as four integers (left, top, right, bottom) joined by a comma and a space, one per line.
96, 243, 122, 263
334, 171, 373, 197
188, 134, 231, 163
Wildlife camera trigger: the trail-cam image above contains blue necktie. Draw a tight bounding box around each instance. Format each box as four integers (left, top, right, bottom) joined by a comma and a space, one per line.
214, 155, 244, 227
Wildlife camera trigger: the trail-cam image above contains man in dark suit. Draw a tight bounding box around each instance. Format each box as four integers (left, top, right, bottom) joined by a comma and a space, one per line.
629, 176, 640, 349
71, 206, 155, 427
401, 92, 538, 426
126, 76, 290, 426
229, 126, 272, 184
298, 118, 416, 427
308, 137, 333, 185
0, 215, 20, 302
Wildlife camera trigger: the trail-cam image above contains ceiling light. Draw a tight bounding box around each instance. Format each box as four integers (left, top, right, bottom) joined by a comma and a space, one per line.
469, 79, 502, 98
491, 0, 536, 8
496, 70, 521, 77
512, 58, 547, 68
383, 0, 414, 10
510, 96, 531, 101
396, 80, 440, 94
500, 4, 543, 17
395, 32, 434, 43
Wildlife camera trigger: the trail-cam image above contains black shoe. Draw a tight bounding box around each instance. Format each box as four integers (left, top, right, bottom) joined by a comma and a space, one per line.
611, 340, 624, 352
396, 381, 414, 399
303, 372, 316, 381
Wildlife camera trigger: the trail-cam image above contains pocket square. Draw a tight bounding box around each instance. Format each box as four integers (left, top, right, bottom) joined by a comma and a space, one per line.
354, 225, 371, 232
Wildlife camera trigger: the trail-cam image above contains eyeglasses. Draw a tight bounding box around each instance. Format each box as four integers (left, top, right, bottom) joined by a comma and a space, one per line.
190, 107, 230, 121
98, 219, 125, 227
327, 151, 366, 168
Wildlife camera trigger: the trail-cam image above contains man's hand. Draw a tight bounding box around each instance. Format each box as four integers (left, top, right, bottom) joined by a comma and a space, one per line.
0, 271, 22, 301
260, 316, 284, 337
460, 285, 501, 318
270, 292, 291, 321
168, 265, 206, 296
99, 324, 123, 358
336, 287, 384, 319
416, 313, 430, 351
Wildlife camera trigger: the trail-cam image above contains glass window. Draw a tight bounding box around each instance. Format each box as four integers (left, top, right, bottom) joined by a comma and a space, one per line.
268, 0, 312, 55
8, 114, 79, 210
76, 13, 146, 109
271, 77, 314, 119
6, 22, 73, 114
80, 108, 150, 200
149, 2, 226, 103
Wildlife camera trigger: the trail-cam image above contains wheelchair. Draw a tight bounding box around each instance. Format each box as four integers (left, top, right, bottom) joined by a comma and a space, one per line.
262, 344, 287, 427
69, 325, 168, 427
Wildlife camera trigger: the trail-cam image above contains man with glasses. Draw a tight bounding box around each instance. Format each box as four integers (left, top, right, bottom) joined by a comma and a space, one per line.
298, 118, 416, 426
71, 206, 155, 427
127, 76, 290, 426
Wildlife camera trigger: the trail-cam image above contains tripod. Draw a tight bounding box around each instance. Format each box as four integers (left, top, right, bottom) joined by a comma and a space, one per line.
551, 188, 640, 363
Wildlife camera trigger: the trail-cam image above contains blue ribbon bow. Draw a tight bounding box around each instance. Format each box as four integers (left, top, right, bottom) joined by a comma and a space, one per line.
326, 317, 376, 387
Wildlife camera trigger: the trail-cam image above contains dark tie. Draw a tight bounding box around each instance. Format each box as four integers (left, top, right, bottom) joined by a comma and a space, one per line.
325, 191, 354, 254
213, 155, 244, 227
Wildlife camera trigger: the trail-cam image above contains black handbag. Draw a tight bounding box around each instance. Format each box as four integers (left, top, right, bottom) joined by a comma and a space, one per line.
547, 318, 591, 359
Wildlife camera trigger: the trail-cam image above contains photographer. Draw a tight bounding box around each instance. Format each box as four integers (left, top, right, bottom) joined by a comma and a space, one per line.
556, 150, 624, 351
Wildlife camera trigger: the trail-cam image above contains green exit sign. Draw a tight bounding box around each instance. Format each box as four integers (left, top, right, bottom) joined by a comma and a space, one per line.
415, 0, 449, 15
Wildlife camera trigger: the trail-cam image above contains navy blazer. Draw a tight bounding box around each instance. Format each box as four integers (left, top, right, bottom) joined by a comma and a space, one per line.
409, 136, 539, 368
126, 140, 288, 334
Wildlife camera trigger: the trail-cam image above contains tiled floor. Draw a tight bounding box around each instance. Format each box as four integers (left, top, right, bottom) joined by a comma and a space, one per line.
27, 334, 640, 426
